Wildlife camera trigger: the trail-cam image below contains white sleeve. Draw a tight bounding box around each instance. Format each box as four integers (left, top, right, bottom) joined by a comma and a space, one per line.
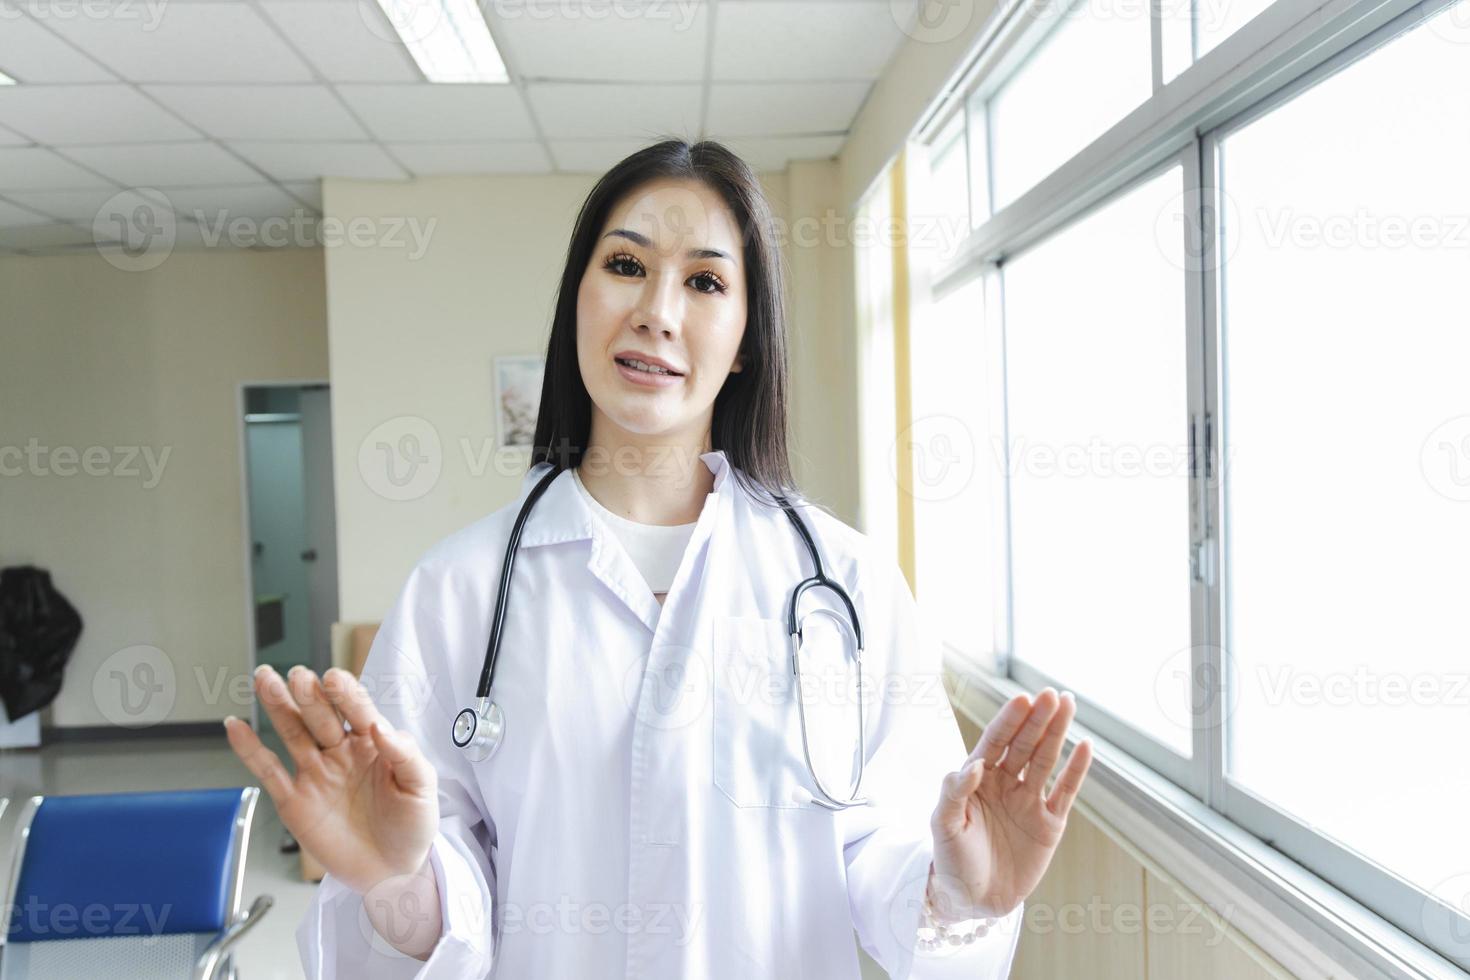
296, 561, 497, 979
842, 553, 1023, 980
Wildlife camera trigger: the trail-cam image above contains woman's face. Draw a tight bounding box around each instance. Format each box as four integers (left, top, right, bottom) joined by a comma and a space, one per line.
577, 177, 748, 450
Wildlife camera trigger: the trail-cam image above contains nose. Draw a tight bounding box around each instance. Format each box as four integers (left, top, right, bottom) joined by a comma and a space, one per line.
634, 270, 683, 339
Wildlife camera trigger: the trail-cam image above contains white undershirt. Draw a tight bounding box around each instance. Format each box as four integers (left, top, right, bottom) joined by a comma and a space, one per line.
571, 467, 698, 597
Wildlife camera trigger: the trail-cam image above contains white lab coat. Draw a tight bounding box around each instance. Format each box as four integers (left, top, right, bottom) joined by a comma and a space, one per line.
296, 449, 1024, 979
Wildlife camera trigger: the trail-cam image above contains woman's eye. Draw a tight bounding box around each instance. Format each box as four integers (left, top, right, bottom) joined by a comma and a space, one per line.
691, 273, 726, 295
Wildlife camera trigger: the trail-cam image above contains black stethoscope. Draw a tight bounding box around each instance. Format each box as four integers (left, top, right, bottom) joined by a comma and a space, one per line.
451, 464, 872, 809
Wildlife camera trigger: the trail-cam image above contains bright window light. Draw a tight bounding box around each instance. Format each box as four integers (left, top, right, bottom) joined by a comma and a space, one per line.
372, 0, 510, 83
0, 70, 16, 85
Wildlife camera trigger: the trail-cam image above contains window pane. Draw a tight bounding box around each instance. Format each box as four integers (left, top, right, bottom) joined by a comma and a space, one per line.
911, 273, 991, 658
928, 115, 970, 244
1004, 166, 1193, 754
1219, 2, 1470, 901
989, 0, 1152, 210
1161, 0, 1194, 83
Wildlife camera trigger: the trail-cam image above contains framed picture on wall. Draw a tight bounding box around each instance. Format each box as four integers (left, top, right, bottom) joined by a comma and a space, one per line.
494, 354, 543, 449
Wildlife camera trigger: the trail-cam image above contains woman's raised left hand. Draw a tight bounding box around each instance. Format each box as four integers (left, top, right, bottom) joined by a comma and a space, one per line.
927, 688, 1094, 922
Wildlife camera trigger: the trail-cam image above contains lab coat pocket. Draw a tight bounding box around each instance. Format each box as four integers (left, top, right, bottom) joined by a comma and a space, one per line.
711, 615, 809, 808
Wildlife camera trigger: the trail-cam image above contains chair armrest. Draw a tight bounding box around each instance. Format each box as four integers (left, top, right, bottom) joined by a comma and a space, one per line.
194, 894, 274, 980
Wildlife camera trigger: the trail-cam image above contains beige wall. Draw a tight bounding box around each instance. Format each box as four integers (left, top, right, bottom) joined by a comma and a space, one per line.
0, 248, 328, 728
323, 164, 863, 622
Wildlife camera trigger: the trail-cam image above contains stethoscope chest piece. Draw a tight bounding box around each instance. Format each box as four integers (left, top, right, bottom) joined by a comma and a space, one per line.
452, 697, 505, 762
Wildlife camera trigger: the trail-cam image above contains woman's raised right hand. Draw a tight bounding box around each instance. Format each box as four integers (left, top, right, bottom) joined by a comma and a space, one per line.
224, 665, 440, 898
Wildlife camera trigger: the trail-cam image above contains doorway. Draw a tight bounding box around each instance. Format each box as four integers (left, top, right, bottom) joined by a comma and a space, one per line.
239, 382, 338, 735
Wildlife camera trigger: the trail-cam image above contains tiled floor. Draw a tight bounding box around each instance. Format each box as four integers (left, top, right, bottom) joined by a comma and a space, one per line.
0, 732, 319, 979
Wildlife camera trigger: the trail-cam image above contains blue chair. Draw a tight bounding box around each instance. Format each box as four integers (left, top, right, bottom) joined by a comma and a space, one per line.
0, 787, 272, 980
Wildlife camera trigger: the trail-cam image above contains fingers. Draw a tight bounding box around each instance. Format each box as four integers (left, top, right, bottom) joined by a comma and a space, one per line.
223, 715, 296, 806
288, 666, 348, 749
997, 688, 1061, 778
967, 693, 1032, 769
369, 719, 436, 795
933, 759, 984, 833
253, 665, 322, 771
1045, 739, 1094, 817
1023, 690, 1076, 789
321, 666, 384, 735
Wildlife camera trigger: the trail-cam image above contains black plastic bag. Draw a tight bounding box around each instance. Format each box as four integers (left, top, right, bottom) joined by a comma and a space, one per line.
0, 566, 83, 722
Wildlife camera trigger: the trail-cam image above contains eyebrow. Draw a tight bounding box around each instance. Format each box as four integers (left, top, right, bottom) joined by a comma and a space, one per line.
602, 228, 733, 263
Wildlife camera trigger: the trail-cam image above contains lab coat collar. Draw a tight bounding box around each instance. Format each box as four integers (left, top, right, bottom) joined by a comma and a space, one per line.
515, 448, 733, 549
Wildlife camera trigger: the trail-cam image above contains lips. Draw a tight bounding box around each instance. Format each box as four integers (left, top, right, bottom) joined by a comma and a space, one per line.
612, 351, 685, 376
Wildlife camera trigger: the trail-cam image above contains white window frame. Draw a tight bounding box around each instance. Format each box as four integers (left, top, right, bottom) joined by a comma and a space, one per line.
906, 0, 1470, 973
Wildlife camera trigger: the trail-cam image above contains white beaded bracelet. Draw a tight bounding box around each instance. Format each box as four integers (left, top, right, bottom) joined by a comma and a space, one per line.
917, 864, 1000, 952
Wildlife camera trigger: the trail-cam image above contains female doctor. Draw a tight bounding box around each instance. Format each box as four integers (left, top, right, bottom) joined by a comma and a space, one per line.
224, 139, 1094, 979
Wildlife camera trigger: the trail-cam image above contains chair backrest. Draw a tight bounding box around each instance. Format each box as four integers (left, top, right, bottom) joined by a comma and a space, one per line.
1, 787, 257, 980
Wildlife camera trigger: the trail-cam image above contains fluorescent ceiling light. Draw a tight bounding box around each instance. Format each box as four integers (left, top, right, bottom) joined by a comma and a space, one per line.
0, 70, 16, 85
373, 0, 510, 83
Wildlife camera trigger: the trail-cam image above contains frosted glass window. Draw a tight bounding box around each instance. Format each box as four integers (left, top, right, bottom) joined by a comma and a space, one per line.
1219, 1, 1470, 899
1003, 166, 1193, 755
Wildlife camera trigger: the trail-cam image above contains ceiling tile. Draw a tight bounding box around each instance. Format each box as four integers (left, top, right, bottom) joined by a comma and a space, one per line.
227, 141, 410, 181
0, 85, 199, 144
546, 139, 660, 173
716, 134, 847, 172
486, 0, 709, 82
152, 183, 313, 224
0, 197, 54, 226
3, 186, 174, 224
143, 85, 369, 140
335, 84, 535, 141
258, 2, 421, 82
706, 81, 871, 137
0, 147, 114, 190
60, 142, 266, 187
527, 82, 700, 141
47, 5, 315, 83
387, 140, 551, 175
281, 179, 323, 210
0, 222, 94, 250
711, 1, 905, 81
0, 7, 117, 82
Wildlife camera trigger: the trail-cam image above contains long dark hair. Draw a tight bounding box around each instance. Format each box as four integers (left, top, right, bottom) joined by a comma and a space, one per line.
529, 138, 797, 507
